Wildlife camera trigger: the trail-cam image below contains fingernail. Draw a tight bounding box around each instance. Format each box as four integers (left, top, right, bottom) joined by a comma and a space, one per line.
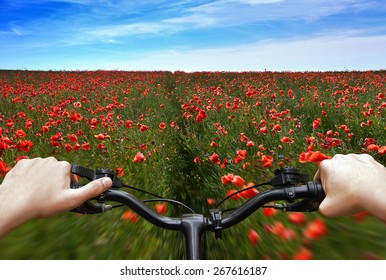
101, 177, 112, 188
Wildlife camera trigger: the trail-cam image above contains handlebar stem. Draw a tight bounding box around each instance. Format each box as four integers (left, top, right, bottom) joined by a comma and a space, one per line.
181, 214, 207, 260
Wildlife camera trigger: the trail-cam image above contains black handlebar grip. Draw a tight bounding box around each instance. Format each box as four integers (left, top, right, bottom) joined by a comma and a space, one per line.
303, 181, 325, 212
311, 181, 325, 202
282, 181, 325, 212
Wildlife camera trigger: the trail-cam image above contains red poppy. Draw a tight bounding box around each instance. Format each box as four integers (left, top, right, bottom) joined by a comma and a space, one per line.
272, 124, 281, 132
239, 183, 259, 198
6, 119, 14, 127
133, 152, 146, 162
312, 118, 321, 129
378, 146, 386, 155
69, 112, 83, 122
299, 150, 331, 165
209, 153, 221, 164
25, 118, 33, 129
97, 143, 106, 150
221, 173, 234, 184
73, 101, 82, 108
266, 222, 297, 241
237, 149, 247, 158
0, 160, 10, 176
195, 110, 207, 122
155, 203, 167, 214
234, 150, 247, 163
16, 140, 33, 152
281, 136, 294, 144
261, 155, 274, 168
17, 112, 26, 118
367, 144, 379, 151
116, 167, 124, 176
65, 143, 72, 152
121, 210, 139, 223
126, 120, 133, 128
231, 175, 246, 187
139, 124, 149, 131
226, 189, 241, 201
15, 129, 27, 138
51, 132, 63, 141
303, 218, 327, 239
40, 125, 50, 133
68, 134, 78, 142
207, 198, 216, 205
249, 229, 260, 245
210, 141, 219, 147
288, 212, 306, 225
260, 126, 268, 134
293, 247, 313, 260
94, 133, 105, 140
159, 122, 167, 129
82, 142, 91, 150
170, 121, 177, 128
262, 207, 277, 217
246, 140, 255, 147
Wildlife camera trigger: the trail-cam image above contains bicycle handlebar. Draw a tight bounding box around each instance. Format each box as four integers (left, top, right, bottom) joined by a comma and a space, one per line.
70, 165, 325, 259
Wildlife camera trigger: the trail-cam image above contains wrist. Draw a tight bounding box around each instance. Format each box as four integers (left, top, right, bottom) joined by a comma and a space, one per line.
0, 183, 35, 239
362, 166, 386, 222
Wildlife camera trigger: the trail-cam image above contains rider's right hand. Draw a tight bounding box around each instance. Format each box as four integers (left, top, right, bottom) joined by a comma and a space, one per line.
314, 153, 386, 222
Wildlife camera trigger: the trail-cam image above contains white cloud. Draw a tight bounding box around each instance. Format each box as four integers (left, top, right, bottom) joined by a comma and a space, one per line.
104, 33, 386, 71
85, 23, 166, 39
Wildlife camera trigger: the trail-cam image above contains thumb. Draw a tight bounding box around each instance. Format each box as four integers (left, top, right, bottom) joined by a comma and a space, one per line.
313, 168, 321, 182
74, 177, 113, 201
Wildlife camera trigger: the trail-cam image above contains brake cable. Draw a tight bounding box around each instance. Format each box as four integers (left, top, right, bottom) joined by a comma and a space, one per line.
71, 165, 195, 214
106, 183, 196, 214
214, 166, 310, 212
214, 181, 271, 209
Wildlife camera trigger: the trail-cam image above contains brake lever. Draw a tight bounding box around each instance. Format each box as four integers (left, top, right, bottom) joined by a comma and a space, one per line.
70, 165, 123, 214
274, 199, 320, 212
270, 166, 309, 187
71, 165, 123, 188
70, 199, 113, 214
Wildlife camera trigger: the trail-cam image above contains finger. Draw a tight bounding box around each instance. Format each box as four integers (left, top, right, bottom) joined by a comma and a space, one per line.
70, 173, 79, 184
313, 168, 321, 182
314, 159, 330, 193
71, 177, 112, 202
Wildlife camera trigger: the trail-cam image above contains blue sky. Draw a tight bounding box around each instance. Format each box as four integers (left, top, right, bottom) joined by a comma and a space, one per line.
1, 0, 386, 71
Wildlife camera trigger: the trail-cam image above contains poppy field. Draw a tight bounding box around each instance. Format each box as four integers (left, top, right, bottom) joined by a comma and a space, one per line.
0, 70, 385, 259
